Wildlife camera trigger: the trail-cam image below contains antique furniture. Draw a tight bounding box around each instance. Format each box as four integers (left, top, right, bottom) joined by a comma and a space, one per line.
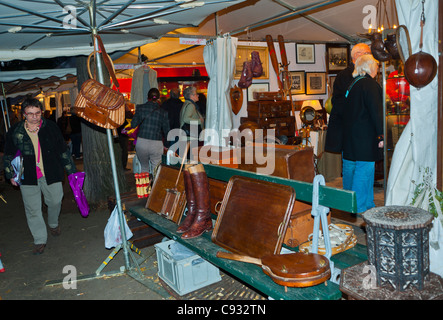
363, 206, 434, 291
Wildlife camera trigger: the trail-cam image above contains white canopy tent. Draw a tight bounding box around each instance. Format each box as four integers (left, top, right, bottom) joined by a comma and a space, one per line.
116, 0, 399, 66
0, 0, 245, 61
0, 68, 76, 82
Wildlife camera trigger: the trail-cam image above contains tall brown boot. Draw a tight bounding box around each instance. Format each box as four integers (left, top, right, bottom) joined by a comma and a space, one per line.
181, 164, 213, 239
176, 165, 197, 233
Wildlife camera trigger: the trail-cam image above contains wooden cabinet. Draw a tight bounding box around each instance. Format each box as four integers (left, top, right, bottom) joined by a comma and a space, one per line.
241, 100, 297, 139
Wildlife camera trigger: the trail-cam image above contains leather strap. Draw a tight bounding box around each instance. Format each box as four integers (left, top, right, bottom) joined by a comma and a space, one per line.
94, 35, 120, 89
345, 75, 366, 98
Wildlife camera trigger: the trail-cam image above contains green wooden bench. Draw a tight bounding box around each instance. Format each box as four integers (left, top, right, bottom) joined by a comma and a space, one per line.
129, 163, 368, 300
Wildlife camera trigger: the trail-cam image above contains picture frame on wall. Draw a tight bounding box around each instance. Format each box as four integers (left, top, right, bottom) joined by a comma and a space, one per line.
247, 82, 270, 102
234, 46, 269, 79
306, 72, 326, 95
328, 75, 337, 94
289, 71, 305, 95
296, 43, 315, 64
326, 43, 350, 74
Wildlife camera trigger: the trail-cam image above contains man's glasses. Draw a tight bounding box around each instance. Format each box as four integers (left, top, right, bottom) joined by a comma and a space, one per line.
25, 112, 42, 117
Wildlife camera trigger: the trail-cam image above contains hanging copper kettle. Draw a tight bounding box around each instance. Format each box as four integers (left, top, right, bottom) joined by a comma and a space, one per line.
403, 5, 437, 89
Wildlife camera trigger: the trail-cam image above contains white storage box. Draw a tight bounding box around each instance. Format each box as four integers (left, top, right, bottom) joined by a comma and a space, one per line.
154, 239, 221, 295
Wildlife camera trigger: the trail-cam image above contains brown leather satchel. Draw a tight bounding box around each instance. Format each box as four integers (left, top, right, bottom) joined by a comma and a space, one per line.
74, 35, 125, 130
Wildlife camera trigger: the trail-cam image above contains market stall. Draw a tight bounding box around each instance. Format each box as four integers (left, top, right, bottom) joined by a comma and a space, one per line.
1, 0, 442, 301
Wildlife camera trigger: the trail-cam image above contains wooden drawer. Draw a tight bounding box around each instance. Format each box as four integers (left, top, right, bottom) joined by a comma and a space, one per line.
247, 100, 291, 118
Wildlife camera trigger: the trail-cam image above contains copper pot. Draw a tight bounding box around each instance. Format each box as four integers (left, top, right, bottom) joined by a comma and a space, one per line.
404, 51, 437, 89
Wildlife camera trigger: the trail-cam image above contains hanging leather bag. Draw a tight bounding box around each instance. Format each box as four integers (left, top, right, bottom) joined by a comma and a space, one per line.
74, 35, 125, 131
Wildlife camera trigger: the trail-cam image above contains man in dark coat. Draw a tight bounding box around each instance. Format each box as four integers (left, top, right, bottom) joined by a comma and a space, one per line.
163, 87, 183, 131
325, 43, 372, 153
341, 55, 383, 213
162, 87, 183, 147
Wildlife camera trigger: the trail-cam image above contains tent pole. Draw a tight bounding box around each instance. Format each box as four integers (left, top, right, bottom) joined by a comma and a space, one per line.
88, 10, 166, 296
90, 24, 131, 271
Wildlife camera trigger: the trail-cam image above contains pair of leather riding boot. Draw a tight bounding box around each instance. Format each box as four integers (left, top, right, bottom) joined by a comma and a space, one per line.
176, 164, 212, 239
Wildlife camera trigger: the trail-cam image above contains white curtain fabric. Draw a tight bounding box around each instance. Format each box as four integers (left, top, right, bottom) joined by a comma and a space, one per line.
203, 35, 238, 146
385, 0, 439, 205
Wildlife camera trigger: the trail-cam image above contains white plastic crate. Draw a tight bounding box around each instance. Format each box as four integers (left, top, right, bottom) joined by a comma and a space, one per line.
154, 239, 221, 295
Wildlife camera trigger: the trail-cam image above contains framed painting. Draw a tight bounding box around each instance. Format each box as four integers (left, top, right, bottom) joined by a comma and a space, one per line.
289, 71, 305, 95
328, 75, 337, 94
326, 43, 350, 74
247, 82, 270, 102
234, 46, 269, 79
306, 72, 326, 95
296, 43, 315, 64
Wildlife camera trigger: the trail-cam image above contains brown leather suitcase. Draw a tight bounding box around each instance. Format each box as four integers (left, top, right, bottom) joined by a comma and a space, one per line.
208, 178, 228, 215
212, 176, 296, 258
283, 201, 331, 247
237, 146, 315, 182
191, 145, 238, 168
145, 165, 187, 224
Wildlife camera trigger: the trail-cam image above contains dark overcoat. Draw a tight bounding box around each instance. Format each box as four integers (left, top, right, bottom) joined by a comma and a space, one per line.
342, 74, 383, 162
325, 64, 354, 153
3, 118, 76, 185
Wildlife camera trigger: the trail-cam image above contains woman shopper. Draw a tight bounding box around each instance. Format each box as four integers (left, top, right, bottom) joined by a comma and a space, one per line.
341, 54, 384, 213
131, 87, 170, 174
3, 98, 77, 255
180, 86, 204, 142
180, 86, 204, 159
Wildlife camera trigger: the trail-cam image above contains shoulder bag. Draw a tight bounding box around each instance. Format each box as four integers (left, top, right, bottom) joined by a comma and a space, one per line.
74, 35, 125, 132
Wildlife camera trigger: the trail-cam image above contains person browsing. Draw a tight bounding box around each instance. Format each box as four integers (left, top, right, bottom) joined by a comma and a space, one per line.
3, 98, 77, 255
